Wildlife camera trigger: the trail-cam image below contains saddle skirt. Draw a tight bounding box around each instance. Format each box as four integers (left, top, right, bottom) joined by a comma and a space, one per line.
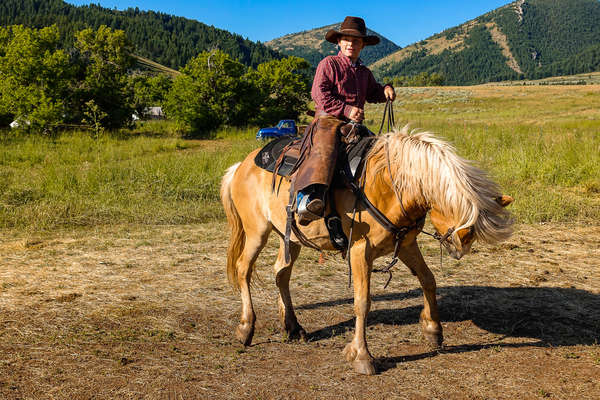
253, 136, 301, 177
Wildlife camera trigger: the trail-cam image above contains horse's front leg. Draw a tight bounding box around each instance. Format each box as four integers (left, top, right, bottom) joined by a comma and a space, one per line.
274, 238, 306, 341
343, 241, 376, 375
398, 240, 443, 349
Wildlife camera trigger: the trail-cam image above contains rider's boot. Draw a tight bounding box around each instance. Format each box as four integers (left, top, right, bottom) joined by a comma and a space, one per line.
296, 184, 325, 225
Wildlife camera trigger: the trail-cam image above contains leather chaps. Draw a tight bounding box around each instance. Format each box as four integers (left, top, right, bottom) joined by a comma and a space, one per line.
293, 115, 345, 194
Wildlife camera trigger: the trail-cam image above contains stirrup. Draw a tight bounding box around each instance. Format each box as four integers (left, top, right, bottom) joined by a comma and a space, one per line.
325, 214, 348, 250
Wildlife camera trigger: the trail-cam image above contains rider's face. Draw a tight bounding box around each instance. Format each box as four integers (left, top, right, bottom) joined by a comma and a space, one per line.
338, 36, 365, 61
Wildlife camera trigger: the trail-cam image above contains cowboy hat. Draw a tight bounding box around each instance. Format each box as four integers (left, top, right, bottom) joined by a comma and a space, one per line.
325, 16, 380, 46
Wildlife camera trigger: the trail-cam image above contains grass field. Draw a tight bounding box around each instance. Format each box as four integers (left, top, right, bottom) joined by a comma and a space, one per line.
1, 85, 599, 231
1, 84, 599, 398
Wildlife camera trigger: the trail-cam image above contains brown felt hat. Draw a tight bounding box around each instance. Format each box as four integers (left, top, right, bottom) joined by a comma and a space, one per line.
325, 16, 380, 46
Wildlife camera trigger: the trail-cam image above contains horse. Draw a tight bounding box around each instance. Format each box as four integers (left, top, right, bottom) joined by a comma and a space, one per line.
220, 126, 514, 375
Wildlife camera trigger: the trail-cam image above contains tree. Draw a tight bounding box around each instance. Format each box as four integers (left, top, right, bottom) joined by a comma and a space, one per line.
164, 50, 258, 136
0, 25, 72, 132
73, 25, 136, 129
249, 56, 311, 125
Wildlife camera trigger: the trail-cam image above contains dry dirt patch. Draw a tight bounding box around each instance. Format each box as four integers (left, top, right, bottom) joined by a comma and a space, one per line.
0, 222, 599, 399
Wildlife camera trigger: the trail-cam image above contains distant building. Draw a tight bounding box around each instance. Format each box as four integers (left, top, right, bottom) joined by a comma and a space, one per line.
132, 107, 165, 122
9, 119, 30, 129
144, 107, 165, 120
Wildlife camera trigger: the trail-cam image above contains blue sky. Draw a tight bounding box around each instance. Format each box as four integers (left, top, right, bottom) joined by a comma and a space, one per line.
65, 1, 511, 47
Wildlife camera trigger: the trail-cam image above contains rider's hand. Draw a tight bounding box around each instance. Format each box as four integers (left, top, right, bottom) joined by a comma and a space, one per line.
348, 106, 364, 123
384, 85, 396, 102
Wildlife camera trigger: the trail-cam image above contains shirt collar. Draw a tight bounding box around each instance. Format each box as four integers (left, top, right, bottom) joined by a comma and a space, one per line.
336, 51, 363, 67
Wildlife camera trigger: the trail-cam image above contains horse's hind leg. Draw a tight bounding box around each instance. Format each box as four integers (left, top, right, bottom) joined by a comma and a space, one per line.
399, 240, 443, 349
235, 227, 271, 346
274, 238, 305, 341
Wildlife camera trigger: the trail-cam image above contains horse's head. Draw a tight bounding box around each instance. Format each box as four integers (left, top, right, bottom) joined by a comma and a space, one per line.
430, 195, 514, 260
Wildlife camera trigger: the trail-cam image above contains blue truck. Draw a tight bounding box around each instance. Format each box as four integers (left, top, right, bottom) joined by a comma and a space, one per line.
256, 119, 299, 140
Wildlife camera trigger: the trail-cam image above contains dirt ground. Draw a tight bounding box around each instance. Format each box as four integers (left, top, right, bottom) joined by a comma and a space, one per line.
0, 221, 599, 399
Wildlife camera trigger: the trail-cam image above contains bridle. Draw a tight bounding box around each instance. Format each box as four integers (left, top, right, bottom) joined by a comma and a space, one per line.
344, 101, 458, 288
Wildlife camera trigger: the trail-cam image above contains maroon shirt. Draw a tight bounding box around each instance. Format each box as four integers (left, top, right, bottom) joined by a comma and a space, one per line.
311, 51, 389, 121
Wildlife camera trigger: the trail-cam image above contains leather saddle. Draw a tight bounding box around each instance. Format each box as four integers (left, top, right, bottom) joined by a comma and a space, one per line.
254, 127, 374, 183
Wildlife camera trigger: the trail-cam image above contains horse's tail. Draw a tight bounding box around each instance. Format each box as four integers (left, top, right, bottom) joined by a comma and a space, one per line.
221, 162, 244, 290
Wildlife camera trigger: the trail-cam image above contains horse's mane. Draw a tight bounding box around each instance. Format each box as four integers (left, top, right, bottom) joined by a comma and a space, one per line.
367, 126, 513, 244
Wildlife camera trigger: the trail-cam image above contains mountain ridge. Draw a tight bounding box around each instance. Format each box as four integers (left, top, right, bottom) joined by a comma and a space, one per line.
0, 0, 282, 69
371, 0, 600, 84
266, 23, 400, 67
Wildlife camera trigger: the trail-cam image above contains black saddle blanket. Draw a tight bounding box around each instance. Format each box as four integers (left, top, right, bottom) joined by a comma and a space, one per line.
254, 137, 299, 177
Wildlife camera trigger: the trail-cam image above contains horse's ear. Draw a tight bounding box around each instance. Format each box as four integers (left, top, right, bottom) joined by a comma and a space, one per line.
495, 195, 513, 207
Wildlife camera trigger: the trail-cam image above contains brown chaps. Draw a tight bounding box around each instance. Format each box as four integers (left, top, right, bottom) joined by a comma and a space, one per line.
293, 115, 345, 193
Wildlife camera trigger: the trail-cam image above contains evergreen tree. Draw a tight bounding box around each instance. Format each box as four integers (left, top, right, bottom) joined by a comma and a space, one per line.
0, 0, 282, 69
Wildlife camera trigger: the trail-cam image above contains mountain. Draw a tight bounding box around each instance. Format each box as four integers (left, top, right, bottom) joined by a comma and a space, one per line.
371, 0, 600, 85
0, 0, 281, 69
266, 23, 400, 67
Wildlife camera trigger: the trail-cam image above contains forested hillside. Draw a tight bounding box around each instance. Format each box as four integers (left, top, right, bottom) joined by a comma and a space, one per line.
266, 23, 400, 67
0, 0, 281, 68
372, 0, 600, 85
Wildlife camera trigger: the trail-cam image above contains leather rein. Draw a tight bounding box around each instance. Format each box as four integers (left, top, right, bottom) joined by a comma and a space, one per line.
344, 101, 456, 288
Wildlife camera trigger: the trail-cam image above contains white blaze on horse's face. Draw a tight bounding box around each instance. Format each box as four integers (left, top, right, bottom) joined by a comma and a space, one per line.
429, 209, 474, 260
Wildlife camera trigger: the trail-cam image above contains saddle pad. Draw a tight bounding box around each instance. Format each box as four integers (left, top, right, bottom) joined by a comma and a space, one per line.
343, 136, 375, 180
254, 136, 299, 177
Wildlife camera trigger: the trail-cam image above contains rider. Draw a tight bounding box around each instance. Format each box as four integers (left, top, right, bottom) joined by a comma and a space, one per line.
295, 16, 396, 221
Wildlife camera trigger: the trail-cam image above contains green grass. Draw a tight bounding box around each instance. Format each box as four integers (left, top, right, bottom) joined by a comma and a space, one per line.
0, 125, 261, 230
1, 85, 599, 231
363, 86, 600, 223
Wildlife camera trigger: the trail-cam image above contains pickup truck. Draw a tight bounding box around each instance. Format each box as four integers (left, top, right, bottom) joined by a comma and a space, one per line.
256, 119, 299, 140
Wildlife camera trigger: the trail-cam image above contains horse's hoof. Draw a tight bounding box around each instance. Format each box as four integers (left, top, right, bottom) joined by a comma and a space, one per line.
343, 344, 376, 375
420, 316, 443, 350
424, 331, 444, 350
352, 359, 376, 375
236, 323, 254, 346
286, 326, 307, 342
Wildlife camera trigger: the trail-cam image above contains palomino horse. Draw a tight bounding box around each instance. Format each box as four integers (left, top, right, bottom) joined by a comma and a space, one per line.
221, 126, 513, 375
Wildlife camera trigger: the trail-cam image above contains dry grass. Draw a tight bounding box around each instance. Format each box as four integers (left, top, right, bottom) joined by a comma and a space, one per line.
1, 221, 598, 398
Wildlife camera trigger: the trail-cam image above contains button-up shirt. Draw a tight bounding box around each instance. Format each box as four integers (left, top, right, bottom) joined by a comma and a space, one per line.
311, 51, 388, 121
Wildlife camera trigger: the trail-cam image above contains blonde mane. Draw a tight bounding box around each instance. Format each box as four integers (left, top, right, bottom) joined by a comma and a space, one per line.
367, 126, 513, 244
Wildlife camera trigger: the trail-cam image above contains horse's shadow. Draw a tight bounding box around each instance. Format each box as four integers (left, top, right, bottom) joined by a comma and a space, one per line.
298, 285, 600, 370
